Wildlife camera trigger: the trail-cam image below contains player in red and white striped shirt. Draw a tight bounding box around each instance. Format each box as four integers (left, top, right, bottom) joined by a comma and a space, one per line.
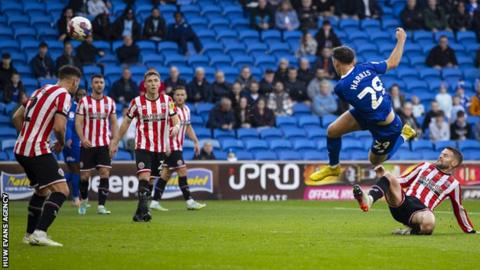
149, 86, 206, 211
12, 65, 82, 246
110, 69, 180, 222
75, 74, 118, 215
353, 147, 476, 235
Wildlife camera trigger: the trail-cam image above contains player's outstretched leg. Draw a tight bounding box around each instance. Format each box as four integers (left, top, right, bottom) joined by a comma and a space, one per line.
310, 111, 361, 181
149, 177, 169, 211
97, 167, 111, 215
369, 123, 417, 166
133, 179, 152, 222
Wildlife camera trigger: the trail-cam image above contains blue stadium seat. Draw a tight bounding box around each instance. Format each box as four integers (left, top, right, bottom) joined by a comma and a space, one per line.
342, 139, 365, 151
1, 2, 23, 13
292, 139, 317, 151
259, 128, 283, 139
14, 27, 37, 39
232, 55, 254, 67
245, 139, 269, 151
268, 43, 291, 55
213, 129, 236, 140
188, 55, 210, 67
419, 68, 441, 80
1, 139, 16, 151
297, 115, 320, 128
397, 68, 420, 81
235, 150, 254, 160
276, 150, 301, 160
339, 19, 359, 29
195, 127, 212, 139
393, 149, 420, 161
463, 68, 480, 80
246, 43, 268, 54
200, 139, 220, 149
114, 150, 132, 160
254, 151, 278, 160
0, 152, 7, 161
158, 41, 179, 54
222, 5, 243, 17
238, 29, 259, 42
164, 54, 186, 66
306, 127, 327, 140
458, 139, 480, 151
457, 31, 477, 43
434, 140, 457, 150
196, 103, 214, 114
261, 30, 282, 42
220, 139, 244, 151
237, 128, 258, 139
201, 5, 222, 16
283, 31, 302, 42
349, 150, 369, 160
442, 68, 463, 81
412, 31, 433, 43
322, 114, 337, 127
422, 150, 439, 160
282, 128, 306, 139
360, 19, 381, 30
292, 103, 311, 116
302, 150, 327, 160
276, 116, 297, 128
269, 139, 292, 151
462, 149, 479, 160
411, 140, 434, 151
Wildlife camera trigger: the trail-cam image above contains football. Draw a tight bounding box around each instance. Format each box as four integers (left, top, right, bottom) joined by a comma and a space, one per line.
68, 16, 92, 41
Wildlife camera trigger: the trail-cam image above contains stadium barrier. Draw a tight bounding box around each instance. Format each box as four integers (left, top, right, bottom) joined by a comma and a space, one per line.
1, 161, 480, 201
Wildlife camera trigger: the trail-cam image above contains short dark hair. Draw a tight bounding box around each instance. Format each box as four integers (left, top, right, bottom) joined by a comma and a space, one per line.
91, 74, 104, 81
58, 65, 82, 79
2, 53, 11, 59
39, 42, 48, 48
173, 85, 186, 92
445, 147, 463, 167
144, 69, 160, 80
332, 46, 355, 64
457, 110, 465, 118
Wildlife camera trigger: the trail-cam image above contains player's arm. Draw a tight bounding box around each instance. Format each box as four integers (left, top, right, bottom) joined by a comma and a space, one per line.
109, 112, 119, 144
75, 100, 92, 148
109, 116, 132, 157
448, 185, 476, 233
186, 124, 200, 155
397, 162, 425, 188
52, 92, 71, 153
386, 27, 407, 70
12, 106, 25, 132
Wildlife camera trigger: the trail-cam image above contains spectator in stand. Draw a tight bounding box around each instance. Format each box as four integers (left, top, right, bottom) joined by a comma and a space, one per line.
398, 102, 423, 138
307, 68, 327, 99
390, 84, 405, 113
143, 7, 167, 41
429, 111, 450, 141
244, 81, 262, 105
297, 0, 318, 30
334, 0, 360, 19
426, 36, 457, 68
250, 0, 275, 31
455, 83, 470, 110
275, 0, 300, 31
449, 1, 471, 31
470, 83, 480, 115
284, 68, 308, 103
193, 141, 216, 160
259, 69, 275, 95
230, 82, 245, 108
235, 97, 253, 128
441, 0, 460, 11
423, 100, 443, 130
138, 68, 166, 96
55, 41, 83, 74
167, 12, 203, 55
110, 68, 138, 105
0, 53, 16, 92
451, 111, 473, 140
401, 0, 425, 30
30, 42, 55, 79
474, 120, 480, 140
116, 35, 140, 65
314, 20, 341, 54
424, 0, 449, 31
268, 81, 293, 115
187, 67, 212, 103
269, 0, 283, 7
252, 98, 276, 127
164, 66, 186, 95
113, 8, 141, 40
296, 32, 317, 57
76, 35, 105, 65
356, 0, 382, 19
467, 0, 479, 16
451, 96, 466, 123
92, 12, 113, 40
88, 0, 109, 17
411, 95, 425, 118
212, 71, 232, 103
472, 8, 480, 41
297, 58, 314, 84
312, 80, 337, 116
275, 58, 289, 83
317, 0, 335, 16
315, 48, 335, 79
436, 84, 453, 120
68, 0, 88, 15
57, 7, 74, 41
3, 72, 25, 104
236, 66, 254, 91
207, 97, 236, 130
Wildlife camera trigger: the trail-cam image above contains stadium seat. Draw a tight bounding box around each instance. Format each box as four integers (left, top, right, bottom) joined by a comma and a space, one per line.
1, 139, 16, 151
302, 150, 327, 160
411, 140, 434, 151
282, 128, 306, 139
261, 30, 282, 42
349, 150, 369, 160
221, 139, 244, 151
269, 139, 292, 151
342, 139, 366, 151
276, 150, 302, 160
462, 149, 479, 160
259, 128, 283, 139
195, 127, 212, 139
321, 115, 337, 127
213, 129, 236, 140
245, 139, 269, 151
422, 150, 439, 160
434, 140, 457, 150
234, 150, 253, 160
306, 127, 327, 140
292, 139, 317, 151
458, 140, 480, 151
254, 151, 278, 160
276, 116, 297, 128
113, 150, 132, 161
237, 128, 258, 140
0, 152, 7, 161
297, 115, 320, 128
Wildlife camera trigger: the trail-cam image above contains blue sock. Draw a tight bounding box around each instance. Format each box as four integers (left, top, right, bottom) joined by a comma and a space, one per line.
327, 137, 342, 167
386, 136, 405, 161
70, 173, 80, 199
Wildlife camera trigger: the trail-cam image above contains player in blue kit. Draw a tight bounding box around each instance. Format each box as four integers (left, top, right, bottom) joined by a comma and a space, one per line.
310, 28, 417, 181
63, 88, 86, 206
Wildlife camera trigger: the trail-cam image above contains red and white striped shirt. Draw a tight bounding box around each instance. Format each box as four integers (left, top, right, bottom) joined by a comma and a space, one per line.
14, 84, 71, 157
399, 162, 475, 233
76, 96, 116, 147
127, 94, 176, 152
169, 105, 191, 151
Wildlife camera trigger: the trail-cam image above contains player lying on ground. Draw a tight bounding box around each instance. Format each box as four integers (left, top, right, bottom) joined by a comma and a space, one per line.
310, 28, 416, 182
149, 86, 206, 211
12, 65, 82, 246
75, 74, 118, 215
353, 147, 476, 235
110, 69, 180, 222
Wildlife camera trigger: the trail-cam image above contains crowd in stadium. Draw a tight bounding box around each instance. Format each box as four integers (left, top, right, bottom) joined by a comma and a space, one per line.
0, 0, 480, 161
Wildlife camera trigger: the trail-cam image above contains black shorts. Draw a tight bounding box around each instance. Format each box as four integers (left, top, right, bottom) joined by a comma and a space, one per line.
389, 195, 428, 226
164, 151, 186, 170
15, 153, 66, 190
134, 149, 166, 177
80, 146, 112, 171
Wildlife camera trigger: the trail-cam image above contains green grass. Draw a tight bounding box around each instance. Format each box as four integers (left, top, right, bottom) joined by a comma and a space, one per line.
8, 200, 480, 270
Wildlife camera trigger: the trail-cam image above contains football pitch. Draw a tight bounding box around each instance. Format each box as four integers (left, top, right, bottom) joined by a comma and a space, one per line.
8, 200, 480, 270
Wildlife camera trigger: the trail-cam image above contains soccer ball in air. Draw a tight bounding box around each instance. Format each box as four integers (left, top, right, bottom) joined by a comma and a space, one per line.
68, 16, 92, 41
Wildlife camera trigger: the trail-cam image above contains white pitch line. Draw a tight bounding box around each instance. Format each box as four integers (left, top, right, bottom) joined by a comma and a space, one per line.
333, 207, 480, 215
